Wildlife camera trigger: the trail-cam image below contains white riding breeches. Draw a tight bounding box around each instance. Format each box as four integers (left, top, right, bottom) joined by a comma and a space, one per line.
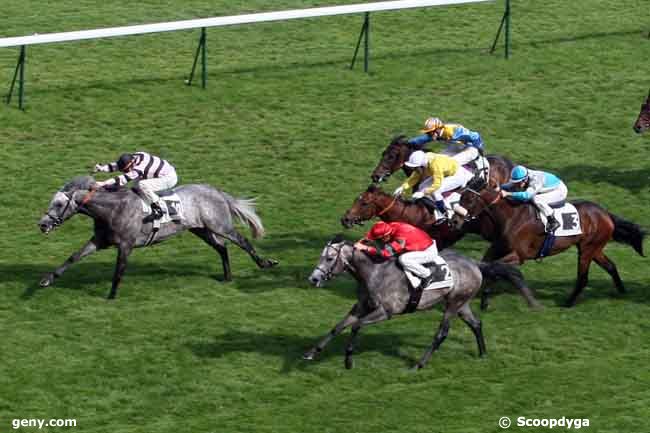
136, 171, 178, 205
416, 167, 473, 202
398, 244, 441, 288
451, 147, 479, 165
532, 181, 568, 217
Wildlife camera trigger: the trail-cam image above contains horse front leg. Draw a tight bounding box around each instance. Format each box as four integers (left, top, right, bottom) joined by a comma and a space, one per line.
107, 244, 133, 300
303, 305, 360, 361
495, 251, 541, 310
40, 238, 101, 287
344, 325, 361, 370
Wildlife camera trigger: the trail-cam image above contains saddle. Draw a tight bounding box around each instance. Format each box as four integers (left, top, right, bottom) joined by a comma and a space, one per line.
398, 258, 454, 313
535, 202, 582, 237
136, 189, 184, 225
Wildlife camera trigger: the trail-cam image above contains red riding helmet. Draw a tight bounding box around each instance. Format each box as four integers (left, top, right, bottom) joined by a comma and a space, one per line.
368, 221, 394, 239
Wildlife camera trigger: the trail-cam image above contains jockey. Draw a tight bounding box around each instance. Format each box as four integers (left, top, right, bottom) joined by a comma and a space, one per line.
93, 151, 178, 223
408, 117, 484, 166
354, 221, 443, 290
393, 150, 473, 219
500, 165, 567, 233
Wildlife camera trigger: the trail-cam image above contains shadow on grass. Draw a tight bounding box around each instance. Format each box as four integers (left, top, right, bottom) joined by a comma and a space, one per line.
20, 27, 648, 101
10, 230, 358, 299
554, 165, 650, 194
186, 326, 463, 373
482, 274, 650, 309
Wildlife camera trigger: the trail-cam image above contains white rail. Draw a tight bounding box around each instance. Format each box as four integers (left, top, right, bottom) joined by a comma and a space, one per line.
0, 0, 492, 48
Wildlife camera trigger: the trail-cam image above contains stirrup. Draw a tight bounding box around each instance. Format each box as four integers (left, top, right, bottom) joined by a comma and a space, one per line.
546, 217, 560, 233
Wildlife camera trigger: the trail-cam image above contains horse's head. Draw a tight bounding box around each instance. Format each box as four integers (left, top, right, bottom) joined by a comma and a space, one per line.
341, 184, 389, 228
633, 89, 650, 134
450, 177, 498, 230
38, 176, 95, 234
370, 135, 413, 183
308, 235, 351, 287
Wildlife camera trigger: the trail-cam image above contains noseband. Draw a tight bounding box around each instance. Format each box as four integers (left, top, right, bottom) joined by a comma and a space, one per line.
46, 189, 95, 227
315, 242, 348, 281
459, 186, 501, 224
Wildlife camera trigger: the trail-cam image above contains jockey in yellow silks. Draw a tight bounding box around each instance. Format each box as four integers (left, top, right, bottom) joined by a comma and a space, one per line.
393, 151, 473, 218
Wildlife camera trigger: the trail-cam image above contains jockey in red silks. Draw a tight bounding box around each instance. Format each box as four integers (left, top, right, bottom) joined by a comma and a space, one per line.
354, 221, 445, 290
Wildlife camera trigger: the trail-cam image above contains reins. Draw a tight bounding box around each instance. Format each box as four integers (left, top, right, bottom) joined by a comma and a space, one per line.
81, 189, 96, 206
377, 196, 398, 216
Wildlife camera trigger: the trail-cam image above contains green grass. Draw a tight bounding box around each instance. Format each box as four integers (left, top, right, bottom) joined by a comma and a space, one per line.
1, 1, 650, 432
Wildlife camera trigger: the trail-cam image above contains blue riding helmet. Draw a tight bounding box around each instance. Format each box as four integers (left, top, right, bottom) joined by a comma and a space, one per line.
510, 165, 529, 182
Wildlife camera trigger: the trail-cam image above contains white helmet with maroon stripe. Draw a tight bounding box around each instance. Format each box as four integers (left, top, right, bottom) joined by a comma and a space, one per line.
404, 150, 427, 168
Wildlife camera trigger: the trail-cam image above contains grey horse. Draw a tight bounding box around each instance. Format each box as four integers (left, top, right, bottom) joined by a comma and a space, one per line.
38, 176, 278, 298
304, 236, 522, 370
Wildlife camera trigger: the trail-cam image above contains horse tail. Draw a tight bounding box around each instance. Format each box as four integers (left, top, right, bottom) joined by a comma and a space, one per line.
225, 195, 265, 239
478, 261, 525, 289
608, 212, 645, 257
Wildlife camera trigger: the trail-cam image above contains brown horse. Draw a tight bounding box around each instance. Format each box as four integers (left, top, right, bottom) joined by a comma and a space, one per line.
369, 135, 514, 185
452, 180, 646, 307
633, 89, 650, 133
340, 184, 468, 249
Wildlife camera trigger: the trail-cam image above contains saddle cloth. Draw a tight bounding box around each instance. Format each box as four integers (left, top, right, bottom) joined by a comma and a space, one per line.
463, 156, 490, 182
140, 191, 184, 224
405, 256, 454, 291
431, 192, 462, 221
538, 202, 582, 236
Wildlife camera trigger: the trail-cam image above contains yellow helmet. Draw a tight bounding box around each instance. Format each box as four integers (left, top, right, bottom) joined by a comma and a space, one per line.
422, 117, 443, 133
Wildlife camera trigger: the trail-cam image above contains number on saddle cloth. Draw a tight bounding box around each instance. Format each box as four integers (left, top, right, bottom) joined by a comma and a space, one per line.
424, 259, 453, 290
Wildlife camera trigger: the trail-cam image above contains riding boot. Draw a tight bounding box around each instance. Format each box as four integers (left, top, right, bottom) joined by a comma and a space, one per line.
417, 197, 438, 216
546, 214, 560, 233
143, 202, 164, 224
418, 272, 436, 290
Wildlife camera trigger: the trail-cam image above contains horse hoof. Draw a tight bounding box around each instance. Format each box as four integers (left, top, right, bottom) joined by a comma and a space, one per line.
39, 274, 55, 287
409, 364, 422, 372
302, 350, 316, 361
344, 357, 354, 370
266, 259, 279, 268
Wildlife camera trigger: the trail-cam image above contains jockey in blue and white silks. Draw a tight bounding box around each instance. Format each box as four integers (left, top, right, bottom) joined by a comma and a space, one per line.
407, 117, 485, 166
500, 165, 567, 233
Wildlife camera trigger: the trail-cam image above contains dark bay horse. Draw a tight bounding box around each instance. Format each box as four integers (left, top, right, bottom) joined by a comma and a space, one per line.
452, 181, 646, 307
305, 237, 521, 370
633, 89, 650, 133
38, 176, 278, 298
369, 135, 514, 185
340, 184, 470, 249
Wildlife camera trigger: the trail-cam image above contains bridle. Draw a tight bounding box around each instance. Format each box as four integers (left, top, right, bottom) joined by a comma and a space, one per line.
314, 242, 348, 282
46, 189, 96, 227
458, 185, 501, 225
377, 196, 398, 216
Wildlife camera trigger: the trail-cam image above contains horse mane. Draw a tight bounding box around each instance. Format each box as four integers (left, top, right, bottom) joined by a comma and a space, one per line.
61, 175, 96, 192
389, 134, 409, 147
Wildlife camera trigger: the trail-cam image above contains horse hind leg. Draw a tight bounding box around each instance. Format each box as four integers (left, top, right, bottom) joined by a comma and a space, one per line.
458, 304, 487, 357
219, 228, 278, 269
593, 251, 626, 294
413, 309, 454, 371
190, 228, 232, 281
565, 246, 592, 307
